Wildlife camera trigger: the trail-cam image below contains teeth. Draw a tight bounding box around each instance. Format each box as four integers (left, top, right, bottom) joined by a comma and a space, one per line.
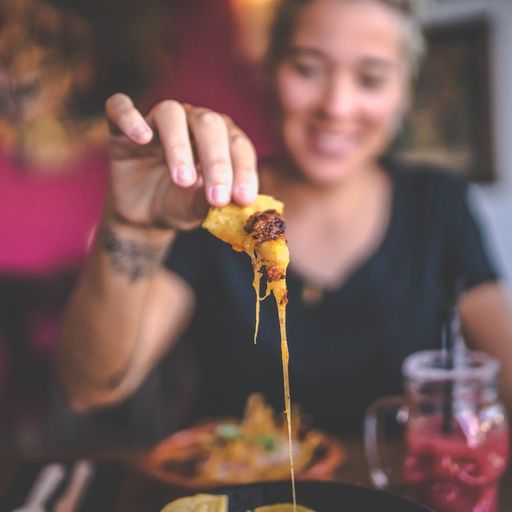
313, 133, 356, 156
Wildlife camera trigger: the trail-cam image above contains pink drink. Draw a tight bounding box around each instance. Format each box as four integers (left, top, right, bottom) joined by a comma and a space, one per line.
403, 422, 509, 512
365, 351, 510, 510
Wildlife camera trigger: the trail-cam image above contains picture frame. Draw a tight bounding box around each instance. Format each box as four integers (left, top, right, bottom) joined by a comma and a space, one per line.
394, 17, 495, 182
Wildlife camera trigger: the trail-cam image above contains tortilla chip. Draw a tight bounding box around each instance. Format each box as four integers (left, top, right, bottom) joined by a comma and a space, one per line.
202, 194, 284, 249
255, 504, 316, 512
161, 493, 228, 512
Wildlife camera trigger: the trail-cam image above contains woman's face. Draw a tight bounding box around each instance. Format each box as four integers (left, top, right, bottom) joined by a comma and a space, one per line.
275, 0, 408, 185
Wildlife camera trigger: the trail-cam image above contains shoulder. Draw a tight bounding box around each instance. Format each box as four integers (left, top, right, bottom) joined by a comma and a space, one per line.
387, 159, 465, 187
385, 159, 469, 205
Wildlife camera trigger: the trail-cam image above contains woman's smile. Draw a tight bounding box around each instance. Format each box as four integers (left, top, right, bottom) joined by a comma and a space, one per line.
306, 125, 359, 159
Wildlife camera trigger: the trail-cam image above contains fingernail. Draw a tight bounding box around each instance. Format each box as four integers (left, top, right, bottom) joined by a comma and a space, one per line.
235, 183, 255, 204
174, 166, 195, 186
130, 124, 151, 143
210, 184, 229, 204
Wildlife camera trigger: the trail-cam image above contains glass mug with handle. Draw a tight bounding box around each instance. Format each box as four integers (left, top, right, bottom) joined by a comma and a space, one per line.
364, 349, 509, 512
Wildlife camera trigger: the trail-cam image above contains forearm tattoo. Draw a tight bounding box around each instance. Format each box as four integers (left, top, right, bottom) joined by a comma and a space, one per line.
100, 226, 168, 282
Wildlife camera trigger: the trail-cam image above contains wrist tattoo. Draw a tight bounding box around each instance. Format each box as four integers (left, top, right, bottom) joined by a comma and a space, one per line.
100, 226, 168, 282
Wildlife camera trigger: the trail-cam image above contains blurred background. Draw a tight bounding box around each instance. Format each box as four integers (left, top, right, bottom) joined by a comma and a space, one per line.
0, 0, 510, 454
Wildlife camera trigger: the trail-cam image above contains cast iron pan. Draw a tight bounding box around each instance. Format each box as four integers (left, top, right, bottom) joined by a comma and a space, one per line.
214, 480, 433, 511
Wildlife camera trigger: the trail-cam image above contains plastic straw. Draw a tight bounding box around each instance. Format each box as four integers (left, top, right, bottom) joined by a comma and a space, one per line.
441, 318, 454, 435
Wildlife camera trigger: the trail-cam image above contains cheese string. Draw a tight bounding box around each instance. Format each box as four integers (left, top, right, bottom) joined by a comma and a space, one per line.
250, 250, 296, 510
252, 261, 271, 344
277, 300, 297, 511
252, 269, 262, 345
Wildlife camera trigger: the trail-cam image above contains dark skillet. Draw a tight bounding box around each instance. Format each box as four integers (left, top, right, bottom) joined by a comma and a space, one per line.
214, 480, 433, 512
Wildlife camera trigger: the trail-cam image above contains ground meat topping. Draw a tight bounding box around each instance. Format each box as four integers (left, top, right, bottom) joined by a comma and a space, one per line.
244, 209, 286, 242
259, 263, 285, 282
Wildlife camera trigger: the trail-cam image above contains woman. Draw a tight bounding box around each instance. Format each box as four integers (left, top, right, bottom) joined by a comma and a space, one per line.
57, 0, 512, 437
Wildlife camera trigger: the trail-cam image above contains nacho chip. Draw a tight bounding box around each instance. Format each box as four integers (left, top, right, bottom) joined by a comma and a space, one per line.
161, 493, 228, 512
202, 194, 289, 343
255, 505, 316, 512
202, 194, 284, 251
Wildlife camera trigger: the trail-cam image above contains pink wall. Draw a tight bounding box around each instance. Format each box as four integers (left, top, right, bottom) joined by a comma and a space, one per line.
153, 0, 278, 158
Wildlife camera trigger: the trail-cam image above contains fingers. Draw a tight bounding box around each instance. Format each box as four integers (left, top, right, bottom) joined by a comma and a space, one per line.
150, 102, 258, 205
187, 108, 233, 206
227, 122, 258, 205
151, 100, 197, 188
105, 93, 153, 144
187, 108, 258, 206
107, 94, 259, 207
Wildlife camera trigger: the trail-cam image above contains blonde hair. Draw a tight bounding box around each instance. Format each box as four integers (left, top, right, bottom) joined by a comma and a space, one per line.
265, 0, 426, 79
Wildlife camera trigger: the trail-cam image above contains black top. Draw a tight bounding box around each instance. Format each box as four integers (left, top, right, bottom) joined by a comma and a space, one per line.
163, 163, 498, 438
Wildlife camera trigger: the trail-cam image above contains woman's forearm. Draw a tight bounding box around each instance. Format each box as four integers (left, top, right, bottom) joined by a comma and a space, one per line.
56, 216, 178, 411
460, 282, 512, 414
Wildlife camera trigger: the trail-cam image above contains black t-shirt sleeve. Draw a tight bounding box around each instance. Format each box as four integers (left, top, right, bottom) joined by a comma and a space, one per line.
442, 176, 499, 291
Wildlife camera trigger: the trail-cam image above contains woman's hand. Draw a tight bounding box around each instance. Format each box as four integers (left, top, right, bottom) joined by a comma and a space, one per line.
105, 94, 259, 231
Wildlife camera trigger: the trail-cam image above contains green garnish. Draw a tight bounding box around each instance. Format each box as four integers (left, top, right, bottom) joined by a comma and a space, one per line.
255, 434, 277, 452
216, 423, 243, 440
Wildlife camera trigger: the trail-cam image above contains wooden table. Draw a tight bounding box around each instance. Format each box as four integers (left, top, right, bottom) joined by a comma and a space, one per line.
0, 442, 510, 511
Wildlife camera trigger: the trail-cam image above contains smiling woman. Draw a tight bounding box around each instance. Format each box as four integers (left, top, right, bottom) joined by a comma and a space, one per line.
267, 0, 423, 186
57, 0, 512, 463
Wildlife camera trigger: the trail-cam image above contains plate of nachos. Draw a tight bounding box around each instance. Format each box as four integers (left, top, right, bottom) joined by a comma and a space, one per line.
138, 394, 344, 488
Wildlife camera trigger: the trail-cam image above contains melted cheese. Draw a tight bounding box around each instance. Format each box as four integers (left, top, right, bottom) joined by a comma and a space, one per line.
202, 195, 296, 510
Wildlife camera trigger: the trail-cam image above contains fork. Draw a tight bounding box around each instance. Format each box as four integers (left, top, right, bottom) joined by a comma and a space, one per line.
53, 460, 94, 512
12, 463, 66, 512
